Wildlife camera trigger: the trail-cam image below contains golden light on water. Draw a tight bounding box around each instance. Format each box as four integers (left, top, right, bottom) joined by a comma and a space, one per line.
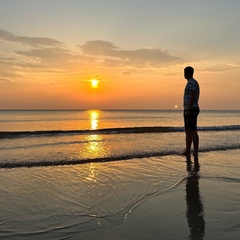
89, 110, 100, 130
85, 163, 97, 182
87, 134, 102, 153
83, 134, 109, 182
82, 111, 109, 167
82, 110, 110, 182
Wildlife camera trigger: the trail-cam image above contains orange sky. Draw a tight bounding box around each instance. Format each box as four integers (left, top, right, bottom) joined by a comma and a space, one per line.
1, 1, 240, 110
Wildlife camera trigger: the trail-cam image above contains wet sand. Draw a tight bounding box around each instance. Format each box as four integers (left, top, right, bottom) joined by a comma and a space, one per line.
0, 150, 240, 240
78, 150, 240, 240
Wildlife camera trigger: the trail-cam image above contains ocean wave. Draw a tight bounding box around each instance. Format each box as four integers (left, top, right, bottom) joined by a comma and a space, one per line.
1, 125, 240, 138
0, 139, 105, 150
1, 145, 240, 169
198, 125, 240, 131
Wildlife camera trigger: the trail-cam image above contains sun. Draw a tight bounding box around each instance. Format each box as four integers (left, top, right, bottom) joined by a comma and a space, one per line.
91, 79, 99, 88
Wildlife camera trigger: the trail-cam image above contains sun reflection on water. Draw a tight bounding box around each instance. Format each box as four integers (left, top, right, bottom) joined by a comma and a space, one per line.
83, 110, 111, 182
88, 110, 100, 130
86, 134, 103, 155
83, 134, 109, 183
85, 163, 97, 182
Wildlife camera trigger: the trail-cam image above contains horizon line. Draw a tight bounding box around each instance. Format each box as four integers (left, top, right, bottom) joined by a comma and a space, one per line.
0, 109, 239, 111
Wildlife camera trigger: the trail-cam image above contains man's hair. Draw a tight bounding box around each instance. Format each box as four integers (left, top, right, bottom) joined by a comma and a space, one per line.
184, 66, 194, 77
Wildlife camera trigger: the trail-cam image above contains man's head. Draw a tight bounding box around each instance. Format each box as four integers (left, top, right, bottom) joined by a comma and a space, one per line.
184, 66, 194, 80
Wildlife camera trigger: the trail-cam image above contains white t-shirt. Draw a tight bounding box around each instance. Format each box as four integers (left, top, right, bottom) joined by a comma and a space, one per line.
183, 78, 200, 110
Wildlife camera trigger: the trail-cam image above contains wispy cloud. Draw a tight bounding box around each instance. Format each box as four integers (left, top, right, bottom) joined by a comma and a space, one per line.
200, 66, 233, 73
227, 62, 240, 68
0, 29, 63, 47
16, 47, 76, 65
79, 40, 185, 67
0, 58, 23, 80
0, 78, 11, 82
0, 30, 187, 85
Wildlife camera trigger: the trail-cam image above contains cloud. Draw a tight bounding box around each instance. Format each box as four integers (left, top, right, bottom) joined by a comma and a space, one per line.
0, 78, 11, 82
0, 30, 187, 86
16, 47, 75, 64
14, 47, 99, 76
227, 62, 240, 68
80, 40, 118, 55
79, 40, 185, 67
0, 59, 22, 81
201, 66, 232, 73
121, 71, 132, 76
0, 29, 63, 47
1, 30, 185, 70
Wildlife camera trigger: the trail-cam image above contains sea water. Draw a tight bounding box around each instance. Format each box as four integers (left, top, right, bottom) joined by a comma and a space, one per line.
0, 110, 239, 168
0, 110, 240, 239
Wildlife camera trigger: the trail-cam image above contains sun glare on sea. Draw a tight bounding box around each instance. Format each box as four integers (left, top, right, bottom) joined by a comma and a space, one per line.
89, 110, 100, 130
91, 79, 99, 88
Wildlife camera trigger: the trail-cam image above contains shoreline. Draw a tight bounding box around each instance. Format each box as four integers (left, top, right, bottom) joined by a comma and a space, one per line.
0, 150, 240, 239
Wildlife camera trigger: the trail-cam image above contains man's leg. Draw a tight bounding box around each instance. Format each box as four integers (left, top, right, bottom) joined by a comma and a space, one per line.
191, 130, 199, 156
185, 129, 192, 155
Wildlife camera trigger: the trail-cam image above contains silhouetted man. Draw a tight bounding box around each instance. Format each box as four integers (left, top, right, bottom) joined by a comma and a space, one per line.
182, 66, 200, 156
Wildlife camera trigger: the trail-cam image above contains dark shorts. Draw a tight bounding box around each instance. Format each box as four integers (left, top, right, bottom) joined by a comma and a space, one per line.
184, 106, 200, 131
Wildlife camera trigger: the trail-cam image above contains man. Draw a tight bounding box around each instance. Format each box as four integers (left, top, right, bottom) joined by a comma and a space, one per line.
182, 66, 200, 157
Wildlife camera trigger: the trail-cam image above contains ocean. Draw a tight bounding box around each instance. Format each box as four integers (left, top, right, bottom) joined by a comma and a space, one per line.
0, 110, 240, 239
1, 110, 240, 168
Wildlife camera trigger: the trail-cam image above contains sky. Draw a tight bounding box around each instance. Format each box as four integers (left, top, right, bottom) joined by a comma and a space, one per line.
0, 0, 240, 110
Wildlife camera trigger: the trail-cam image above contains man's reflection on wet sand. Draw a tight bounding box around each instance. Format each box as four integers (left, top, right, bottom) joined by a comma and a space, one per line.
185, 156, 205, 240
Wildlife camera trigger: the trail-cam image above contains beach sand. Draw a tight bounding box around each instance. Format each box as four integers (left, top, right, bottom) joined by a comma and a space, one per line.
79, 153, 240, 240
0, 150, 240, 240
83, 178, 240, 240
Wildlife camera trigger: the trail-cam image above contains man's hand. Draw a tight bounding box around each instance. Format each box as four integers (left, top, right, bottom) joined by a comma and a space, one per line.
185, 110, 190, 116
